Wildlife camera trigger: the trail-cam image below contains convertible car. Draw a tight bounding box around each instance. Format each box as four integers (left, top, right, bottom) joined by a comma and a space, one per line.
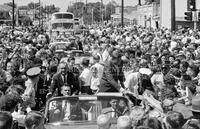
44, 93, 130, 129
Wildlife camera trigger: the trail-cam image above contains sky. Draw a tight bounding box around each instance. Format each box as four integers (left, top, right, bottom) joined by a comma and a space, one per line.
0, 0, 138, 11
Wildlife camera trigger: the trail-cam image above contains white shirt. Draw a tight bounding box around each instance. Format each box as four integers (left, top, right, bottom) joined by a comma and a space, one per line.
79, 68, 92, 86
91, 63, 104, 79
151, 72, 164, 89
124, 72, 140, 96
102, 49, 110, 63
126, 36, 132, 42
90, 77, 100, 90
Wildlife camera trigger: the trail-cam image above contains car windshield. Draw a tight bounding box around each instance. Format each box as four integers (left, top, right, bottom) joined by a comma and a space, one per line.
46, 96, 129, 123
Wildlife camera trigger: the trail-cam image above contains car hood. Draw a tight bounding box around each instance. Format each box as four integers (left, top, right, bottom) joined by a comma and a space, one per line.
45, 124, 117, 129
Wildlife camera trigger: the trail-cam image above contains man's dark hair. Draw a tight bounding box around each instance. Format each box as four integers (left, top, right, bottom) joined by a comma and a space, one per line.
25, 111, 44, 129
180, 61, 189, 69
0, 93, 21, 112
143, 117, 162, 129
164, 74, 176, 86
188, 65, 199, 77
166, 111, 186, 129
68, 56, 75, 62
182, 74, 192, 81
0, 111, 13, 129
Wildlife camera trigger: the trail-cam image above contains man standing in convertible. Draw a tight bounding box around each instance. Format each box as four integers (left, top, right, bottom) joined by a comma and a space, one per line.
99, 49, 125, 93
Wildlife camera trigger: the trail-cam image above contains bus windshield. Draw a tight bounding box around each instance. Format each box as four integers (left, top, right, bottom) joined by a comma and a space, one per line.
53, 14, 73, 19
52, 23, 73, 30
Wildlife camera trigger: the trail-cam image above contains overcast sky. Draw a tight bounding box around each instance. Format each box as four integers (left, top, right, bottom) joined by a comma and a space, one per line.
1, 0, 138, 11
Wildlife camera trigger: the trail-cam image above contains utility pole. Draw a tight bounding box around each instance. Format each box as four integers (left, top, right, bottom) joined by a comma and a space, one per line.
171, 0, 175, 31
39, 0, 41, 27
121, 0, 124, 28
92, 8, 94, 25
101, 0, 104, 25
194, 11, 197, 30
12, 0, 15, 30
85, 0, 87, 25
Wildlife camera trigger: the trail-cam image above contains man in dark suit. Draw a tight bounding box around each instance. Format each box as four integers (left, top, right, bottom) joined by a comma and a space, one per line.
47, 62, 79, 97
99, 50, 125, 92
101, 98, 121, 118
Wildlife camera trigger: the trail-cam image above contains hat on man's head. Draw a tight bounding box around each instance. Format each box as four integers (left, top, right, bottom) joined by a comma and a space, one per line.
191, 96, 200, 112
26, 67, 41, 78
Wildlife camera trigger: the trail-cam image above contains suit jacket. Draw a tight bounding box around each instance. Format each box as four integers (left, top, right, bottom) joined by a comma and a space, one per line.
101, 107, 120, 118
99, 60, 125, 92
50, 72, 79, 96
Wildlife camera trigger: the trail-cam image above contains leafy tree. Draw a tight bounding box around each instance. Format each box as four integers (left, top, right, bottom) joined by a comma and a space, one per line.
4, 2, 16, 8
104, 1, 117, 21
67, 2, 85, 18
67, 1, 117, 25
43, 5, 60, 14
20, 16, 32, 26
27, 2, 40, 10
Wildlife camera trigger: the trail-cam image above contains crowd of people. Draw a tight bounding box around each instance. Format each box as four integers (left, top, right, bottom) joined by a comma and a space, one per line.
0, 24, 200, 129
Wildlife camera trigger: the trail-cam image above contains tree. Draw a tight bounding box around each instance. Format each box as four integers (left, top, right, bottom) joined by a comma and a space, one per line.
43, 5, 60, 14
104, 1, 117, 21
27, 2, 40, 10
20, 16, 32, 26
4, 2, 17, 8
67, 2, 85, 18
67, 1, 117, 25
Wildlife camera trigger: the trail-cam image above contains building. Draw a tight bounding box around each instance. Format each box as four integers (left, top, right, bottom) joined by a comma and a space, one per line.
161, 0, 200, 29
111, 6, 138, 25
137, 1, 160, 28
0, 4, 12, 25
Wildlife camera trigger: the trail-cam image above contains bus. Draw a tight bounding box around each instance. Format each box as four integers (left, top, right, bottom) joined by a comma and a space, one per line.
49, 12, 74, 33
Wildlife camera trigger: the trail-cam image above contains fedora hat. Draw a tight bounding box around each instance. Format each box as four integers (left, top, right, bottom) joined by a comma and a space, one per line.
191, 96, 200, 112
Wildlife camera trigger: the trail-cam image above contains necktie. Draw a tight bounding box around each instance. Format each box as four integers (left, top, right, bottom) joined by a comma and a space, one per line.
114, 110, 118, 117
62, 75, 66, 83
64, 102, 71, 120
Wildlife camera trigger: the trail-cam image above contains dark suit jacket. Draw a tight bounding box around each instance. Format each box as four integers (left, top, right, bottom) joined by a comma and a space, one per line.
99, 61, 125, 92
101, 107, 120, 118
50, 72, 79, 96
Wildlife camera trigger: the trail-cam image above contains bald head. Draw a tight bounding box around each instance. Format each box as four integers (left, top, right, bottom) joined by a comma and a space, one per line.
97, 114, 111, 129
117, 116, 132, 129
